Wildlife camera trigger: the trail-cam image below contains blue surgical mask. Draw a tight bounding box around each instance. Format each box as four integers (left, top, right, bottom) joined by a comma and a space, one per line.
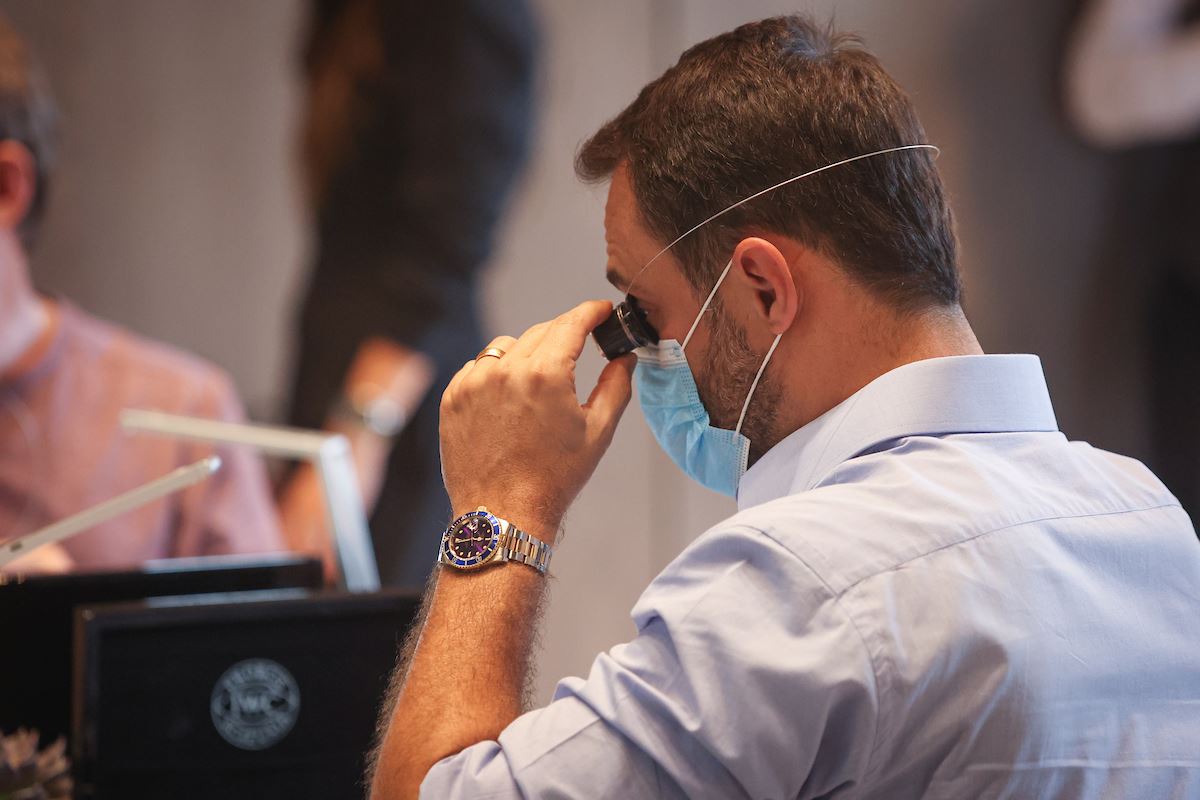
635, 260, 782, 497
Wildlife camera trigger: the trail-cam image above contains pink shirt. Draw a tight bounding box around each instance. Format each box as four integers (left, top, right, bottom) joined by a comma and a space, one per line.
0, 302, 283, 570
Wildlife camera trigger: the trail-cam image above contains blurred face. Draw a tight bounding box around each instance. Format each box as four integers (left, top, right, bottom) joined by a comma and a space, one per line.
0, 139, 38, 250
603, 164, 779, 445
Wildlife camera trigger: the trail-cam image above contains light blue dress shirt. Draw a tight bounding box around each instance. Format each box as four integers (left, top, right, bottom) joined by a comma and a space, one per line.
423, 355, 1200, 799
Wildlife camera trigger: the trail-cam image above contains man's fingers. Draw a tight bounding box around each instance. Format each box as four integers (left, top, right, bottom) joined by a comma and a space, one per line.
509, 321, 553, 358
583, 354, 635, 443
539, 300, 614, 363
471, 335, 519, 373
483, 335, 520, 356
442, 359, 477, 405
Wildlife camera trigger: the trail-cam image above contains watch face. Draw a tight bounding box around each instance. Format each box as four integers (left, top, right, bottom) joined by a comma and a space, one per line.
442, 512, 500, 569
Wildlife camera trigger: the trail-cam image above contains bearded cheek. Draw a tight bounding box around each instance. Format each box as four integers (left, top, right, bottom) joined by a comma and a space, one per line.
739, 378, 782, 447
695, 352, 749, 429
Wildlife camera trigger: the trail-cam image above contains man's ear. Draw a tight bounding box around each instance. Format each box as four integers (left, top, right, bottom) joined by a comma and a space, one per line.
730, 236, 799, 335
0, 140, 36, 235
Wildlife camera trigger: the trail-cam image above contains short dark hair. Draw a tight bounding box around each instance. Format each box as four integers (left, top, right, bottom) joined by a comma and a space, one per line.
577, 15, 960, 310
0, 13, 56, 248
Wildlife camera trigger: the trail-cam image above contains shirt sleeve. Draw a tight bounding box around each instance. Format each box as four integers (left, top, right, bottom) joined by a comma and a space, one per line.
421, 525, 880, 799
171, 368, 285, 557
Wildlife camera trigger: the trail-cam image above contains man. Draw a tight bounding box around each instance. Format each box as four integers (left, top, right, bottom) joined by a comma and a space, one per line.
371, 15, 1200, 799
0, 15, 282, 572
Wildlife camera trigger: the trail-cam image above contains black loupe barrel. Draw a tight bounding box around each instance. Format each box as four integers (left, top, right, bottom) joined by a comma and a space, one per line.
592, 298, 659, 359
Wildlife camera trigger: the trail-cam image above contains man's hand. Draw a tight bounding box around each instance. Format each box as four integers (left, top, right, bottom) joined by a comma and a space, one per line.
368, 301, 635, 800
439, 300, 636, 539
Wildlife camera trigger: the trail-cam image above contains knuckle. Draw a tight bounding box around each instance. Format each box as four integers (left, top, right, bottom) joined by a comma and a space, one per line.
460, 370, 485, 392
489, 365, 513, 388
514, 364, 547, 391
530, 361, 557, 383
517, 368, 542, 389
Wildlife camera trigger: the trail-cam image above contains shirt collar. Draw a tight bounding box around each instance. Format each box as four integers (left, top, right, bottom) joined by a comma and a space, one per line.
736, 354, 1060, 511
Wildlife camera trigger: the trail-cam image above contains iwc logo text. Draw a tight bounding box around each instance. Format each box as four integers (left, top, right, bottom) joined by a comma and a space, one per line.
210, 658, 301, 750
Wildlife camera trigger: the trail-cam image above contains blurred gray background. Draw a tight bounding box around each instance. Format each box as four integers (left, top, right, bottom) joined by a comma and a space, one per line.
1, 0, 1136, 701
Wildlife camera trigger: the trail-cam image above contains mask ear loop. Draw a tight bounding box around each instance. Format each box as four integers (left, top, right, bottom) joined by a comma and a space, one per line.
681, 259, 733, 351
735, 333, 782, 435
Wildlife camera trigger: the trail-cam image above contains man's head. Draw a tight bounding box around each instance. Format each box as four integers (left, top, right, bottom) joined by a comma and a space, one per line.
0, 13, 55, 251
582, 15, 973, 462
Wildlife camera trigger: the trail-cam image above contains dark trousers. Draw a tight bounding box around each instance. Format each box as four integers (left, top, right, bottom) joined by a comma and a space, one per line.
1149, 267, 1200, 529
287, 281, 483, 589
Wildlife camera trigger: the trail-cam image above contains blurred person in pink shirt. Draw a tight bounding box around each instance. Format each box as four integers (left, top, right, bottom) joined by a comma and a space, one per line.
0, 14, 283, 574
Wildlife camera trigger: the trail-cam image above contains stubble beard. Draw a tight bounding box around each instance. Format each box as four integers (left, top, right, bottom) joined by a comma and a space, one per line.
693, 303, 781, 463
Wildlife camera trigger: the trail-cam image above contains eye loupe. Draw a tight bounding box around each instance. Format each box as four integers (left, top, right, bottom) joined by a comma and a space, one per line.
591, 297, 659, 359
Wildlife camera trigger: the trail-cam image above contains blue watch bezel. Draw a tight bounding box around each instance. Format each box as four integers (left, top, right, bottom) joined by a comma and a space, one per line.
441, 509, 503, 569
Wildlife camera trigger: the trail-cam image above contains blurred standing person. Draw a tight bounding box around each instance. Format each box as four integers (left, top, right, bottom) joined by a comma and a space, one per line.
286, 0, 538, 587
1066, 0, 1200, 524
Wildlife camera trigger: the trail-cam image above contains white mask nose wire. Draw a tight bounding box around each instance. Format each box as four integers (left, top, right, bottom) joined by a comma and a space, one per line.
735, 333, 782, 435
681, 259, 733, 351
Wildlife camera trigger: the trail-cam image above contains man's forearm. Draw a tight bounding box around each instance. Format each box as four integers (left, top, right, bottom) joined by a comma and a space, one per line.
369, 526, 552, 800
369, 300, 633, 797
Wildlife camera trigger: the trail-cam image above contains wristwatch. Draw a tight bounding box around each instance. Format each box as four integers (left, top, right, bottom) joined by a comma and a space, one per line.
332, 383, 408, 438
437, 507, 552, 574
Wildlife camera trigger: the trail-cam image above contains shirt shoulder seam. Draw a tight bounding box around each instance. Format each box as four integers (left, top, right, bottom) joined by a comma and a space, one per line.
841, 499, 1184, 595
736, 500, 1183, 782
739, 501, 1180, 782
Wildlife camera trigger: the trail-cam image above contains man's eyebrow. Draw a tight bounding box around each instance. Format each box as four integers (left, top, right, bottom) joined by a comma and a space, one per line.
605, 266, 629, 293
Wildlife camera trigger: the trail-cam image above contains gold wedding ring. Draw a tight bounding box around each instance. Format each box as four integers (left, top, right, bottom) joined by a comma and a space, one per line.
475, 346, 507, 363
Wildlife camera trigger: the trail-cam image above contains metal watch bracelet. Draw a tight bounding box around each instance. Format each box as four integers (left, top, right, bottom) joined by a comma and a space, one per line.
502, 526, 553, 574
